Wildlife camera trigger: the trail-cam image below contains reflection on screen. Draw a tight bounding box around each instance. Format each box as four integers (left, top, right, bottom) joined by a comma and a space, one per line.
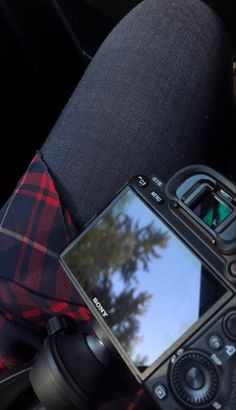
63, 188, 226, 370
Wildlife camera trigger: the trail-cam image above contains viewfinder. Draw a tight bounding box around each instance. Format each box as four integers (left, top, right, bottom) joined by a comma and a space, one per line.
191, 190, 232, 230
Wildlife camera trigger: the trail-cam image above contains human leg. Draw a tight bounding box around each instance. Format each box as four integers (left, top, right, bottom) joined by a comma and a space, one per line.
41, 0, 234, 227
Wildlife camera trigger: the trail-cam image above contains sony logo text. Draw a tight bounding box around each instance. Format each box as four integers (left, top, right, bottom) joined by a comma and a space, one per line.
93, 297, 109, 318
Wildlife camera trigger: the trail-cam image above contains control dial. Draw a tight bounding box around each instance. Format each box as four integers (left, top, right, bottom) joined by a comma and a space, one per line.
170, 350, 220, 408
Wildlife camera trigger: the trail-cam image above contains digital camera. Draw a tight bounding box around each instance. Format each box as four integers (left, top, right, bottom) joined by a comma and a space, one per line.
61, 165, 236, 410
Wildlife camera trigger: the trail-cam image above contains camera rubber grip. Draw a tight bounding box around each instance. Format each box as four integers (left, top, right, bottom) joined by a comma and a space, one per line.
223, 361, 236, 410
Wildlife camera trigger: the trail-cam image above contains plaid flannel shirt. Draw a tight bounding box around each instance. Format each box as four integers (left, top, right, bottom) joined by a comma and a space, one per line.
0, 153, 148, 410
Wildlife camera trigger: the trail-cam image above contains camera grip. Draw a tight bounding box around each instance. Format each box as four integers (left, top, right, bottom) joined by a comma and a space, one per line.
224, 361, 236, 410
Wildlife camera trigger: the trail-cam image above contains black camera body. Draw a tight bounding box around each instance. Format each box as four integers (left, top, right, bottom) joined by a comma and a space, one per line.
61, 165, 236, 410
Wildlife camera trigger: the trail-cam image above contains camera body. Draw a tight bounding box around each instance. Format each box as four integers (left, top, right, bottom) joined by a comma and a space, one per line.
61, 165, 236, 410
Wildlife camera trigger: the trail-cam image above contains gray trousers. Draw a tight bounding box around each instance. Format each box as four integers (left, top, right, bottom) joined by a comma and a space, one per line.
41, 0, 235, 228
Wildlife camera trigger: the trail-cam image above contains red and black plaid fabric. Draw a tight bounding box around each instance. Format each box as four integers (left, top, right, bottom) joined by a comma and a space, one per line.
0, 153, 147, 409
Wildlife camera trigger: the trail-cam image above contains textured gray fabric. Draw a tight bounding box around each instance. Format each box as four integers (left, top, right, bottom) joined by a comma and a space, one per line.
41, 0, 234, 227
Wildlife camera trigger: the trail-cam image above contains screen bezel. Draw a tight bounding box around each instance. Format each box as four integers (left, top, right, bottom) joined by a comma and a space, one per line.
60, 186, 232, 382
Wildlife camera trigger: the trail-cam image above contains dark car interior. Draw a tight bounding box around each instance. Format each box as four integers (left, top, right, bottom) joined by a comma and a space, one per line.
0, 2, 235, 409
1, 0, 236, 206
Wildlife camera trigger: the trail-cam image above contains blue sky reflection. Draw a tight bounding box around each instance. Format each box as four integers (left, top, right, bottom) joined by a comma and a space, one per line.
109, 189, 202, 367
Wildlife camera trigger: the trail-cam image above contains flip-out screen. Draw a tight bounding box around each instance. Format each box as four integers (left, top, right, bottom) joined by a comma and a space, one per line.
62, 188, 226, 370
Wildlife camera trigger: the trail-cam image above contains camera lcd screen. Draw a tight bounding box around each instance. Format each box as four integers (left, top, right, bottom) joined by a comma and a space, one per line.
62, 188, 226, 370
191, 190, 232, 229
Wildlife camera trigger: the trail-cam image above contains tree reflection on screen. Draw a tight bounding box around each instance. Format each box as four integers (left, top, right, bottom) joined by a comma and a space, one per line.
65, 191, 170, 365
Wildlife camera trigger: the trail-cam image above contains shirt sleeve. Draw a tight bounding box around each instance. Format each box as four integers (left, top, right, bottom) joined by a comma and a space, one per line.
0, 153, 91, 370
0, 153, 147, 409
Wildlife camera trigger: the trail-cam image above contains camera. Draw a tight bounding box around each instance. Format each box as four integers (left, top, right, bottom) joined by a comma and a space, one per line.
60, 165, 236, 410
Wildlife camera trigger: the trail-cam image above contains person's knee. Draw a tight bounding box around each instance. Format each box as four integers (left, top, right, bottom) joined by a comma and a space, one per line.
89, 0, 232, 90
41, 0, 233, 227
116, 0, 231, 52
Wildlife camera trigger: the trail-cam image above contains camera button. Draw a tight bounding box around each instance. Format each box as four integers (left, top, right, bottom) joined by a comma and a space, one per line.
208, 335, 224, 351
137, 176, 148, 188
228, 261, 236, 279
170, 351, 220, 408
150, 191, 164, 204
184, 366, 205, 390
223, 312, 236, 341
153, 384, 168, 400
151, 176, 165, 191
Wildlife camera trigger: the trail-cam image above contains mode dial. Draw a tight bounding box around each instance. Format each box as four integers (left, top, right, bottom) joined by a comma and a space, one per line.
170, 350, 220, 408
